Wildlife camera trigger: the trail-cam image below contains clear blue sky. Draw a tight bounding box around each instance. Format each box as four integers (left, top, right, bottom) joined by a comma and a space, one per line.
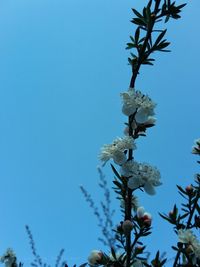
0, 0, 200, 266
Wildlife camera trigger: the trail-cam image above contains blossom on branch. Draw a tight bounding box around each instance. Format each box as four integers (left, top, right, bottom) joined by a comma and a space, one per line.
99, 136, 136, 165
121, 161, 161, 195
121, 88, 156, 124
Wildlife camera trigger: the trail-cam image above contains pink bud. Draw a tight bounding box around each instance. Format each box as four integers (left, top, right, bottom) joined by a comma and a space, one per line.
88, 250, 103, 265
142, 213, 152, 226
185, 185, 193, 193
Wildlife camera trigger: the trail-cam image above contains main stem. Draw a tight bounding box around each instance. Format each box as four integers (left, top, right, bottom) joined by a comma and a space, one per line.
125, 1, 161, 266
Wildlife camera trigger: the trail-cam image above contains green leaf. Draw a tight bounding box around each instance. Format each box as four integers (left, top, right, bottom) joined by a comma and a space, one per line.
110, 164, 121, 179
143, 7, 147, 18
157, 41, 170, 50
130, 36, 135, 42
172, 14, 181, 19
155, 251, 160, 261
126, 43, 136, 50
135, 27, 140, 43
113, 180, 122, 189
138, 37, 146, 44
142, 231, 152, 236
161, 258, 167, 265
131, 18, 147, 27
142, 59, 154, 66
154, 29, 167, 47
165, 15, 170, 23
162, 1, 167, 13
147, 0, 153, 9
177, 3, 187, 9
145, 6, 151, 21
177, 185, 187, 195
180, 213, 189, 220
111, 247, 116, 260
132, 8, 143, 18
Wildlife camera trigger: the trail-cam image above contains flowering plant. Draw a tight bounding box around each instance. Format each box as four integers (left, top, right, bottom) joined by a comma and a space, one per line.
85, 0, 200, 266
1, 1, 199, 267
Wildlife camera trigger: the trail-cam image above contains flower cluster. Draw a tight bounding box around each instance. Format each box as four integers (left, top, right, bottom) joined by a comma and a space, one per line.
0, 248, 17, 267
178, 229, 200, 260
121, 88, 156, 124
121, 160, 162, 195
99, 136, 136, 165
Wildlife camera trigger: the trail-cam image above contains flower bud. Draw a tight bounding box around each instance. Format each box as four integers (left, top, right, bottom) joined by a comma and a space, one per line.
88, 250, 103, 266
122, 220, 134, 235
185, 185, 193, 194
137, 207, 145, 218
168, 209, 177, 222
142, 213, 152, 227
185, 185, 195, 197
136, 207, 152, 227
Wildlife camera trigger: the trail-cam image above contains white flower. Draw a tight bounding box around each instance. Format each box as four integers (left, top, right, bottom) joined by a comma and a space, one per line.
135, 98, 155, 124
121, 161, 161, 195
178, 229, 200, 259
0, 248, 17, 267
121, 160, 140, 177
121, 88, 139, 116
88, 250, 103, 266
121, 88, 156, 124
99, 136, 136, 165
192, 138, 200, 155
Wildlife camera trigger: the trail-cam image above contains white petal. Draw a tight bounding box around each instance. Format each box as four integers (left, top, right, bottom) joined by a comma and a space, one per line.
137, 206, 145, 218
144, 183, 156, 195
135, 109, 149, 123
128, 177, 141, 189
122, 105, 137, 116
113, 151, 126, 165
